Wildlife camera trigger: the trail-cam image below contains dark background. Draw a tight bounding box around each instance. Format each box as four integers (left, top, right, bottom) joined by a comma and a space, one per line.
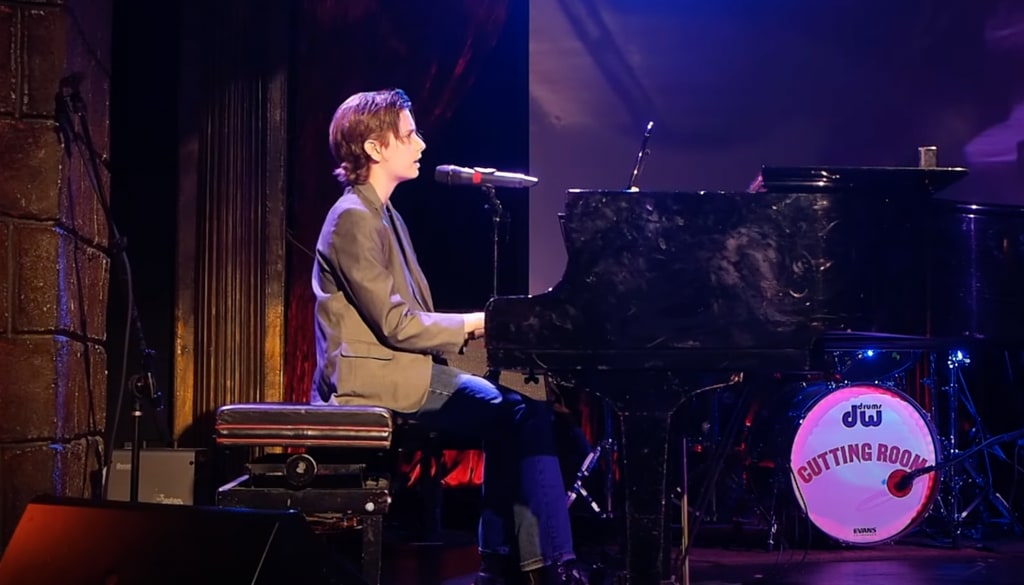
528, 0, 1024, 292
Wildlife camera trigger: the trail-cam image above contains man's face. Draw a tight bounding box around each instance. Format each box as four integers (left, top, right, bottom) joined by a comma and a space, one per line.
374, 109, 426, 184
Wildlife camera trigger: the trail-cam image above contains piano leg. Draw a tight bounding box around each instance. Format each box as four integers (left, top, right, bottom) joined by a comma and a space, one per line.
559, 371, 737, 584
617, 409, 678, 585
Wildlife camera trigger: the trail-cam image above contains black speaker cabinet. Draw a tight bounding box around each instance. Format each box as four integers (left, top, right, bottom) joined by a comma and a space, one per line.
0, 495, 365, 585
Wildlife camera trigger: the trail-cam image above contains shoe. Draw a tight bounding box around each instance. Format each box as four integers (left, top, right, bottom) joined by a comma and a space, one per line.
523, 560, 589, 585
475, 553, 519, 585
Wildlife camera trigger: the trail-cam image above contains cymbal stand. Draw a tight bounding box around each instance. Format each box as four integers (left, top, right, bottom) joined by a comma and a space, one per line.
930, 349, 1021, 546
930, 349, 968, 546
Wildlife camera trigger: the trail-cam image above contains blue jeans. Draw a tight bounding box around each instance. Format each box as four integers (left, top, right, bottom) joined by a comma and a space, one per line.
406, 363, 576, 572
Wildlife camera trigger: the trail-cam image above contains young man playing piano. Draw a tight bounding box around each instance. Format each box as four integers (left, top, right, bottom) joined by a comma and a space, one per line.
310, 88, 587, 585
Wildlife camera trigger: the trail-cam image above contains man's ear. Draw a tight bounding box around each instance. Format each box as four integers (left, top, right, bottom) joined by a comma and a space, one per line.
363, 139, 382, 162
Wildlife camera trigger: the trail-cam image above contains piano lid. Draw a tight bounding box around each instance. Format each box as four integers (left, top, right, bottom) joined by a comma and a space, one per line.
487, 179, 939, 374
758, 165, 968, 195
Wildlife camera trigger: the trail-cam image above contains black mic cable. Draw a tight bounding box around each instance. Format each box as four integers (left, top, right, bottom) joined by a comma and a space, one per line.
895, 426, 1024, 493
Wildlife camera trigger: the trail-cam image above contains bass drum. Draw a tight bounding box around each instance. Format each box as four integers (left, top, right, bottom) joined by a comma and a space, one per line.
748, 383, 940, 546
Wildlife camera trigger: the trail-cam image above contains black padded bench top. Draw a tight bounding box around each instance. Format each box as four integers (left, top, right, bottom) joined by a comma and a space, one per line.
214, 403, 393, 449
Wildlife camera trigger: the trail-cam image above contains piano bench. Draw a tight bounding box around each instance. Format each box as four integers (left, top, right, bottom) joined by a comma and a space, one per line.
213, 403, 394, 585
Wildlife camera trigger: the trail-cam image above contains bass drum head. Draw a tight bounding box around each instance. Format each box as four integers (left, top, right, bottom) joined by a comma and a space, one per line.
787, 383, 940, 545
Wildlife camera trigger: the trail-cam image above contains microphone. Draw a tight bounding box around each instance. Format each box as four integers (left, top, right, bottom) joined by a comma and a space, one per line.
627, 120, 654, 191
888, 469, 913, 498
889, 464, 938, 497
434, 165, 538, 189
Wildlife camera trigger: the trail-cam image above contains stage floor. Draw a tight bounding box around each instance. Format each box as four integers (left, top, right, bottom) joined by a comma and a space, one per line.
381, 535, 1024, 585
369, 480, 1024, 584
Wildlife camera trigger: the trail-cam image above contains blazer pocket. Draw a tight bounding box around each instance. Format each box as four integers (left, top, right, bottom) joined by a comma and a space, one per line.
339, 340, 394, 360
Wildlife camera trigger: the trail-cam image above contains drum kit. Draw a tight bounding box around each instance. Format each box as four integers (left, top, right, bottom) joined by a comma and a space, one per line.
666, 197, 1024, 551
744, 350, 945, 548
674, 339, 1024, 551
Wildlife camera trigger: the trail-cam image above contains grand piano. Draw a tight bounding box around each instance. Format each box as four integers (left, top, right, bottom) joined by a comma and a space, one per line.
484, 166, 969, 584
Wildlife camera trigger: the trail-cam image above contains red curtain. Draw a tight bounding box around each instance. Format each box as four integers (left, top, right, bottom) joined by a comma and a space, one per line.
284, 0, 510, 487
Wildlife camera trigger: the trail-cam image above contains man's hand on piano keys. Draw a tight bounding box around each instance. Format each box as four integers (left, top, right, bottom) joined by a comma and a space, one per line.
458, 313, 485, 354
463, 311, 485, 342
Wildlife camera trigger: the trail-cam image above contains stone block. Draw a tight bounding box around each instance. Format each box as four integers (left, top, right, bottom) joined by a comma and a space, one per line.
0, 6, 14, 115
0, 436, 101, 552
22, 7, 65, 117
59, 150, 108, 246
0, 338, 57, 441
64, 0, 111, 160
0, 222, 8, 334
52, 436, 102, 497
52, 0, 111, 247
13, 224, 109, 339
0, 117, 109, 245
20, 2, 110, 120
11, 226, 58, 333
0, 442, 54, 550
0, 119, 63, 220
61, 338, 107, 438
0, 336, 106, 442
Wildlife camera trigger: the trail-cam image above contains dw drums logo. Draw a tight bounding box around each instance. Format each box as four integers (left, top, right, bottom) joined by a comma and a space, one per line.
841, 403, 883, 428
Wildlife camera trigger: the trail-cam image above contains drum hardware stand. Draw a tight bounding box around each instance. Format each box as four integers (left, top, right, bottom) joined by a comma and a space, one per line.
757, 468, 786, 552
928, 349, 1022, 546
566, 435, 617, 517
751, 453, 801, 553
684, 377, 752, 529
567, 398, 617, 519
676, 374, 754, 580
565, 398, 622, 585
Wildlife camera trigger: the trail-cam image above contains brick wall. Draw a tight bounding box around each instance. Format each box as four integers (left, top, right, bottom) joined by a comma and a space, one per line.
0, 0, 111, 552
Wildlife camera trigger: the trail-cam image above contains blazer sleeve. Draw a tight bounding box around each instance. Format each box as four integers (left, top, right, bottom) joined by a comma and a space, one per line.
320, 203, 467, 354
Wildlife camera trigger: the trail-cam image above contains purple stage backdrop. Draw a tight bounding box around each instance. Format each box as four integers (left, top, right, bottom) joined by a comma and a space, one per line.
528, 0, 1024, 293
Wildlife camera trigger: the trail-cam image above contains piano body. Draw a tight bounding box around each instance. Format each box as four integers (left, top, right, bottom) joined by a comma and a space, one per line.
484, 166, 968, 584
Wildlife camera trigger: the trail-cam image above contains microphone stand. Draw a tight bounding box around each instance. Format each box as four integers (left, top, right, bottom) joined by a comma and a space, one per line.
627, 121, 654, 191
56, 74, 169, 503
484, 185, 501, 300
481, 185, 503, 384
128, 345, 162, 503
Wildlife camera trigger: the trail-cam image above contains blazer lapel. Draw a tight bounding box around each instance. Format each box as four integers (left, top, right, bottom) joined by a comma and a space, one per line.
350, 184, 435, 313
387, 203, 435, 312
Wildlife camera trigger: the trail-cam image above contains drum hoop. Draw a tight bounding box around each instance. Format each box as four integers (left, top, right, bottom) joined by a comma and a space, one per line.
786, 381, 942, 546
792, 381, 927, 419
